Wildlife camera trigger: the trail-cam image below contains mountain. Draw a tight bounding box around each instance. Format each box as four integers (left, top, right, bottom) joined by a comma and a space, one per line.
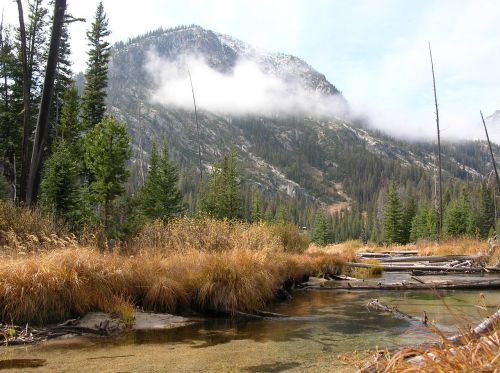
105, 25, 499, 216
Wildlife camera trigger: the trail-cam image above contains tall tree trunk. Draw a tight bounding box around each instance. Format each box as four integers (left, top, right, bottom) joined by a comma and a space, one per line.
429, 43, 443, 237
481, 110, 500, 194
16, 0, 31, 203
26, 0, 67, 205
187, 66, 203, 182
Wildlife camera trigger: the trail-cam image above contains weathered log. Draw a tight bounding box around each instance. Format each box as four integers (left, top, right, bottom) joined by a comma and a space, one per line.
357, 253, 392, 258
309, 278, 500, 290
405, 308, 500, 366
447, 308, 500, 345
378, 255, 478, 263
366, 299, 424, 325
345, 262, 497, 273
330, 274, 362, 281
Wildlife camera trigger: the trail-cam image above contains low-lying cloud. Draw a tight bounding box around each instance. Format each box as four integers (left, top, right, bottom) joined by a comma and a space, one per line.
144, 51, 348, 118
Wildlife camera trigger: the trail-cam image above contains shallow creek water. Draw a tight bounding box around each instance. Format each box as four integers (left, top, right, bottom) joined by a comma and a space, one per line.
1, 279, 498, 372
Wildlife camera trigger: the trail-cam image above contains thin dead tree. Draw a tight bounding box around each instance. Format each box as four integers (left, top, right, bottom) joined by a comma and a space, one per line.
26, 0, 67, 205
481, 111, 500, 232
481, 111, 500, 194
16, 0, 30, 203
429, 42, 443, 237
187, 65, 202, 182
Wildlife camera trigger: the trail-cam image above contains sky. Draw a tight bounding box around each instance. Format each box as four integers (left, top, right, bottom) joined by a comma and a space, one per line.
1, 0, 499, 141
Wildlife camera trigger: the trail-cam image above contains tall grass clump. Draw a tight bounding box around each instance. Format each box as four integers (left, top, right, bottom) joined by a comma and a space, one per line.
0, 214, 348, 325
0, 201, 74, 253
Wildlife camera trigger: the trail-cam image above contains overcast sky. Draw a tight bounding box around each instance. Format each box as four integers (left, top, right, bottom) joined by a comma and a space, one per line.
1, 0, 499, 141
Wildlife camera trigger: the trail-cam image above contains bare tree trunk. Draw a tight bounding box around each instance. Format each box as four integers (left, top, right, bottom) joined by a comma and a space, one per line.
16, 0, 31, 203
187, 66, 203, 182
26, 0, 67, 205
481, 110, 500, 195
429, 43, 443, 237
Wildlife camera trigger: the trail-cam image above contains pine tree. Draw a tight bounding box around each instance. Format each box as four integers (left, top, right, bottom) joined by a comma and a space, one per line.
56, 85, 80, 145
410, 203, 437, 241
80, 2, 110, 130
443, 194, 473, 237
251, 190, 263, 222
198, 164, 223, 218
198, 148, 242, 219
84, 116, 130, 233
0, 24, 21, 200
39, 139, 80, 228
382, 181, 404, 244
313, 210, 328, 246
275, 206, 288, 225
478, 183, 495, 238
221, 148, 241, 219
137, 142, 183, 222
52, 21, 73, 126
401, 195, 417, 243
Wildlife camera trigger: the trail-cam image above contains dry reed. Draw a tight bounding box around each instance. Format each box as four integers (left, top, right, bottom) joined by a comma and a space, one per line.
0, 215, 347, 324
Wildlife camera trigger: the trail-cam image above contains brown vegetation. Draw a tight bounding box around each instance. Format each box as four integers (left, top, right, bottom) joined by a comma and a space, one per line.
0, 204, 346, 325
360, 322, 499, 372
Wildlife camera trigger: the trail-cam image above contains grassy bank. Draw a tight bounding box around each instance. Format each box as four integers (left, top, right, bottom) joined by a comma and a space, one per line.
310, 237, 500, 267
0, 203, 349, 325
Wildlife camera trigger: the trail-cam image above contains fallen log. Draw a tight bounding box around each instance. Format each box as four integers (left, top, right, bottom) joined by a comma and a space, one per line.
357, 253, 392, 258
378, 255, 478, 263
309, 278, 500, 290
366, 299, 424, 325
447, 308, 500, 345
359, 308, 500, 372
329, 274, 362, 282
345, 262, 498, 273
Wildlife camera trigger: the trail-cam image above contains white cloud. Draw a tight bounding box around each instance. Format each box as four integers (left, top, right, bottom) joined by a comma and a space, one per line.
343, 0, 500, 142
145, 51, 348, 118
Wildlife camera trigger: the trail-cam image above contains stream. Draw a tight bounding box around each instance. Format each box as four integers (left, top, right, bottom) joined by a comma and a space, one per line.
0, 281, 498, 372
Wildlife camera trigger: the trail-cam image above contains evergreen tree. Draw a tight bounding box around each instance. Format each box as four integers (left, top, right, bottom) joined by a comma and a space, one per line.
137, 142, 183, 222
56, 85, 81, 145
198, 164, 223, 218
251, 190, 263, 222
443, 194, 474, 237
410, 203, 437, 241
39, 140, 80, 228
221, 148, 241, 219
0, 24, 22, 200
401, 195, 417, 243
275, 206, 289, 225
198, 148, 242, 219
80, 2, 110, 130
52, 21, 73, 126
382, 181, 404, 244
84, 116, 130, 233
313, 210, 328, 246
478, 183, 495, 238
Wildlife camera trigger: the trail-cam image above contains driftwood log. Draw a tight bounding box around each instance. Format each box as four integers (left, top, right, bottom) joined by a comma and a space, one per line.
345, 262, 500, 273
366, 299, 426, 326
307, 278, 500, 291
0, 318, 120, 345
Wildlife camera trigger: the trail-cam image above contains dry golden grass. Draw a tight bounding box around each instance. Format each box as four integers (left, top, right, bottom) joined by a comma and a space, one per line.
0, 201, 75, 253
0, 215, 347, 325
311, 237, 497, 263
362, 323, 500, 372
414, 237, 488, 256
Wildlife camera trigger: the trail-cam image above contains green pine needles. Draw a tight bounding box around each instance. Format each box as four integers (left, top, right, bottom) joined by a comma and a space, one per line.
137, 142, 183, 222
